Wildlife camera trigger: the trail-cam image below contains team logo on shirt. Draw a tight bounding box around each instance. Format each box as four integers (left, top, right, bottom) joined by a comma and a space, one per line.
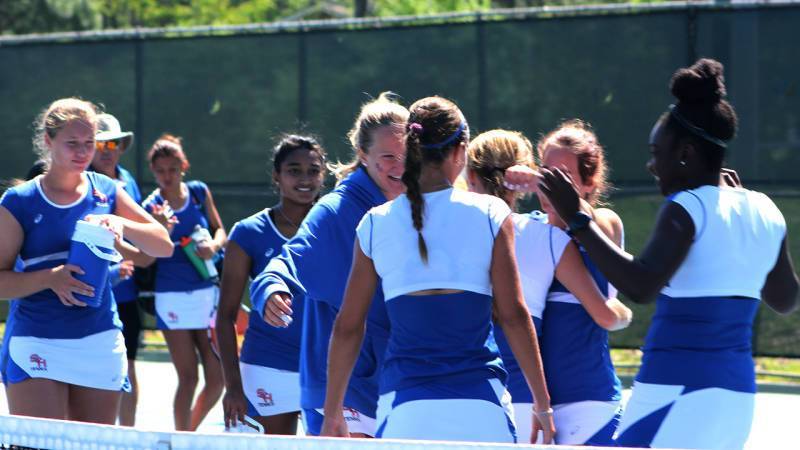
264, 249, 274, 258
168, 311, 179, 323
256, 389, 274, 407
33, 214, 43, 224
343, 407, 361, 422
93, 189, 109, 207
29, 354, 47, 371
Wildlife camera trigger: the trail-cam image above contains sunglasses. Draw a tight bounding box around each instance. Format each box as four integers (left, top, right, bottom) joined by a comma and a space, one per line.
96, 140, 124, 152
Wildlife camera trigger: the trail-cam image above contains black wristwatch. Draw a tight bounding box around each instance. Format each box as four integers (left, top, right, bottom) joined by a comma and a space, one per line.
566, 211, 593, 237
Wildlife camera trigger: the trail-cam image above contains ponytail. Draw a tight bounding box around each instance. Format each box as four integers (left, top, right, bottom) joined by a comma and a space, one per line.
402, 96, 468, 264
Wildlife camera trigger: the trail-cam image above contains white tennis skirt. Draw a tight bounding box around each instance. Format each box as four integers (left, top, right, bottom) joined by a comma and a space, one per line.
8, 328, 128, 391
513, 400, 620, 445
615, 381, 754, 450
155, 286, 218, 330
377, 378, 516, 443
240, 362, 301, 417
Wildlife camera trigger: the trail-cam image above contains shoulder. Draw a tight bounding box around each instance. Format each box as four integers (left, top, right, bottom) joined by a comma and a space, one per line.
0, 181, 35, 217
232, 209, 282, 244
186, 180, 209, 197
87, 171, 117, 193
746, 189, 786, 229
513, 212, 556, 235
233, 209, 270, 234
186, 179, 208, 189
593, 207, 623, 245
1, 180, 35, 202
117, 166, 139, 187
449, 189, 510, 213
141, 189, 161, 210
313, 189, 369, 224
117, 165, 134, 180
514, 212, 569, 245
370, 197, 400, 218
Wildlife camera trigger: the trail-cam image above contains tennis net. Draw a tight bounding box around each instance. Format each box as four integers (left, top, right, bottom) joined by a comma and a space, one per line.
0, 414, 603, 450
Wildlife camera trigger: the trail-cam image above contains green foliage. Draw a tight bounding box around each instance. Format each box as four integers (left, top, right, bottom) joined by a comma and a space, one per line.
0, 0, 676, 35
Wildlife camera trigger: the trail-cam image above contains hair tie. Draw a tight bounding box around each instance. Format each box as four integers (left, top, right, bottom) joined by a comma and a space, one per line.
668, 104, 727, 148
409, 123, 424, 134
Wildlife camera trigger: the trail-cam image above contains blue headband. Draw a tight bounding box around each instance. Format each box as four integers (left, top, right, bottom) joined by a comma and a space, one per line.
422, 122, 466, 150
669, 105, 727, 149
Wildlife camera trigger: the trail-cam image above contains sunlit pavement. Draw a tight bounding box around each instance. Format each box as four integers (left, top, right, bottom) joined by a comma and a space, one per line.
2, 359, 797, 447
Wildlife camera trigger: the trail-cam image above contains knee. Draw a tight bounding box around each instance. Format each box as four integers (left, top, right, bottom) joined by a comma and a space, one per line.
177, 372, 199, 388
206, 375, 225, 395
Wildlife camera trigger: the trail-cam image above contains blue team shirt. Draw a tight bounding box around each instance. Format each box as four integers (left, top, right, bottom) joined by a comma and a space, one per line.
0, 172, 122, 340
541, 249, 621, 405
250, 167, 390, 417
90, 165, 141, 303
230, 209, 303, 371
142, 181, 214, 293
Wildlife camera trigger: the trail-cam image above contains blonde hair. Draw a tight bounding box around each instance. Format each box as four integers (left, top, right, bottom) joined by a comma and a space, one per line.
467, 129, 535, 208
537, 119, 609, 206
328, 92, 409, 181
33, 98, 99, 162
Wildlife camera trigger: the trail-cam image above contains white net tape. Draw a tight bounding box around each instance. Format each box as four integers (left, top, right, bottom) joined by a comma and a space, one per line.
0, 414, 606, 450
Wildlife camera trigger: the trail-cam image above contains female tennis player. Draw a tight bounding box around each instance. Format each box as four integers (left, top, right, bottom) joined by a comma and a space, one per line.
466, 128, 631, 443
251, 93, 409, 437
217, 134, 325, 434
531, 58, 799, 449
321, 97, 555, 443
0, 98, 172, 424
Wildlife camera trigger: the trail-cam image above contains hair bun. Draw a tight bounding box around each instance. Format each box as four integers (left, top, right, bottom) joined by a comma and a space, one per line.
670, 58, 727, 105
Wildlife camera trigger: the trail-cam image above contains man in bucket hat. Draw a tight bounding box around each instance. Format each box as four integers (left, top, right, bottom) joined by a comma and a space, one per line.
90, 113, 147, 427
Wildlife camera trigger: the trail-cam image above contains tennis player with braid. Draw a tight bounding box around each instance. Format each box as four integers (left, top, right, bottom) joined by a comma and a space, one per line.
523, 59, 799, 449
321, 97, 554, 443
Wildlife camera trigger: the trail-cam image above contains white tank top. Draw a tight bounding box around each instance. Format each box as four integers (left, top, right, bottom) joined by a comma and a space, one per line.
662, 185, 786, 299
356, 188, 511, 300
512, 213, 570, 319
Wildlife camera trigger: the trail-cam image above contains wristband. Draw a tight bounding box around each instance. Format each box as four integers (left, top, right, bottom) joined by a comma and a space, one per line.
566, 211, 592, 237
533, 407, 554, 418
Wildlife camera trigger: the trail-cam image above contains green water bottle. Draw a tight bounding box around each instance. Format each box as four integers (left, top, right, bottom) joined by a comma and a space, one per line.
181, 236, 211, 280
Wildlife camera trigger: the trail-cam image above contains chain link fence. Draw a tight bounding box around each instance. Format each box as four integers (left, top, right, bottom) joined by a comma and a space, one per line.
1, 1, 798, 355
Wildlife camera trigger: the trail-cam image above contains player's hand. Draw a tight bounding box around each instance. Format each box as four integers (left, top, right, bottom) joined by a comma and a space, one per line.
194, 240, 217, 260
48, 264, 92, 307
538, 167, 589, 225
720, 168, 743, 188
503, 164, 540, 192
532, 407, 556, 445
118, 260, 135, 280
263, 292, 293, 328
222, 384, 249, 430
84, 213, 123, 241
321, 411, 349, 438
150, 202, 178, 232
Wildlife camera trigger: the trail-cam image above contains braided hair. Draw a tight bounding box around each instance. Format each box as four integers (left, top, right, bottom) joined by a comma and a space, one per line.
403, 96, 469, 263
